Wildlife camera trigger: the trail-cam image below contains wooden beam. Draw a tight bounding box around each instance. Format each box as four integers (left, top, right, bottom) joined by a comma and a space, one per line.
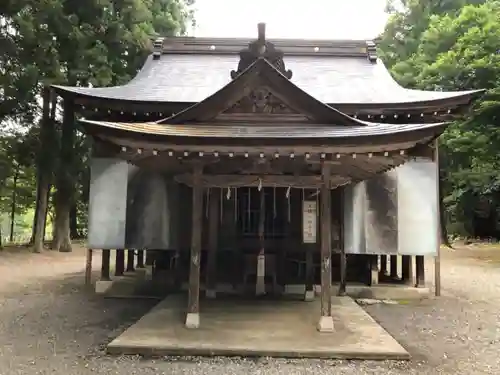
99, 134, 431, 155
174, 173, 350, 189
318, 162, 334, 332
205, 188, 220, 298
186, 163, 203, 329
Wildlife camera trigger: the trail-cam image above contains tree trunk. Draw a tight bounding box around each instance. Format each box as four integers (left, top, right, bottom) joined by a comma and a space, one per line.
33, 87, 56, 253
70, 203, 78, 239
9, 166, 19, 243
52, 97, 75, 252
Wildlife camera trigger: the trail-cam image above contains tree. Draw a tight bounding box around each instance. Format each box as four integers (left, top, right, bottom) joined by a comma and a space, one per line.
378, 0, 500, 238
1, 0, 195, 250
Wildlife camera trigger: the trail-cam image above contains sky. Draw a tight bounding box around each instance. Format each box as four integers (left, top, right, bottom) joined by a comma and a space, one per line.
191, 0, 389, 40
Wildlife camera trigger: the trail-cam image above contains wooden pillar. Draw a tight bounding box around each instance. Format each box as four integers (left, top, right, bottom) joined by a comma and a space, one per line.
304, 246, 315, 301
186, 164, 203, 329
206, 188, 220, 298
380, 255, 388, 276
137, 250, 145, 268
369, 255, 379, 286
318, 162, 334, 332
402, 255, 413, 285
390, 255, 398, 280
415, 255, 425, 288
126, 249, 135, 272
304, 190, 317, 301
101, 249, 111, 281
434, 143, 441, 297
85, 249, 93, 286
256, 189, 266, 296
338, 187, 347, 296
115, 249, 125, 276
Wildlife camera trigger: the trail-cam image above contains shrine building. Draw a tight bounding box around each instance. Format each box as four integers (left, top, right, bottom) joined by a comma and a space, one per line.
48, 23, 482, 332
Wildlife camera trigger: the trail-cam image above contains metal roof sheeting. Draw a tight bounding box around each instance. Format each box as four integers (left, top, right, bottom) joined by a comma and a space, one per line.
80, 119, 446, 139
53, 54, 481, 105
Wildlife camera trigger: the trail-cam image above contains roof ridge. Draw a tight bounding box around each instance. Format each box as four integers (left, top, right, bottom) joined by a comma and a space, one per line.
157, 36, 377, 59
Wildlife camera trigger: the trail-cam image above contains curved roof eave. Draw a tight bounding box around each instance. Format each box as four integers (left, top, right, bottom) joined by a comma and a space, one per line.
50, 53, 485, 111
79, 118, 448, 139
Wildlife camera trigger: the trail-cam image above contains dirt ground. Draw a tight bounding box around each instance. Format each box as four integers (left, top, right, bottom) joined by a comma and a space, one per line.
0, 244, 499, 374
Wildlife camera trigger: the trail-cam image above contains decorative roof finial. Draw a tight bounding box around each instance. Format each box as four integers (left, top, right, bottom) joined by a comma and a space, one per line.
230, 23, 292, 79
257, 23, 266, 42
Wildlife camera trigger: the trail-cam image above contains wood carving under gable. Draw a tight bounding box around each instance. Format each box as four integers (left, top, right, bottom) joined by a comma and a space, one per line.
223, 88, 298, 114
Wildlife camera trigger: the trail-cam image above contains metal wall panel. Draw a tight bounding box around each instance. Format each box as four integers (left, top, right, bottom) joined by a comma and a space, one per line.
397, 158, 438, 255
125, 172, 180, 250
343, 181, 366, 254
88, 158, 129, 249
364, 170, 398, 254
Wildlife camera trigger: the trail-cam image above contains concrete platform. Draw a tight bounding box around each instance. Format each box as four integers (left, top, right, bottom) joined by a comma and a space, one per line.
107, 295, 409, 360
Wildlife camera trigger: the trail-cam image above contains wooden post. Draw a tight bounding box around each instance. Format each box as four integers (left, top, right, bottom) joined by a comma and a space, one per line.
318, 162, 334, 332
206, 188, 220, 298
304, 190, 317, 301
369, 255, 379, 286
85, 248, 93, 286
256, 189, 266, 296
304, 246, 315, 301
415, 255, 425, 288
434, 143, 441, 297
115, 249, 125, 276
390, 255, 398, 280
338, 186, 347, 296
126, 249, 135, 272
101, 249, 111, 281
380, 255, 388, 276
137, 250, 145, 268
186, 164, 203, 329
401, 255, 413, 285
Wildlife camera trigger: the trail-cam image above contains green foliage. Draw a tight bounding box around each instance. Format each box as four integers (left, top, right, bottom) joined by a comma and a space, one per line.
0, 0, 194, 245
379, 0, 500, 237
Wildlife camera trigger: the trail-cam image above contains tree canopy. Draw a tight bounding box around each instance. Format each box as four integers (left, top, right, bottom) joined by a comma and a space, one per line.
0, 0, 194, 248
378, 0, 500, 237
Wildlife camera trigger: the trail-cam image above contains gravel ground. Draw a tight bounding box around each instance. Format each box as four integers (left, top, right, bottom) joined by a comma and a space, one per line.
0, 246, 499, 374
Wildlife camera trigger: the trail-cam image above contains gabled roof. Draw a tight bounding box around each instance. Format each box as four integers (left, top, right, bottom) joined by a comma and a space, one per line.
158, 57, 366, 126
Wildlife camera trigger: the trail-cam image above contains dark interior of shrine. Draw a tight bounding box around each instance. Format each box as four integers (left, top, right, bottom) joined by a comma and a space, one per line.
150, 185, 375, 287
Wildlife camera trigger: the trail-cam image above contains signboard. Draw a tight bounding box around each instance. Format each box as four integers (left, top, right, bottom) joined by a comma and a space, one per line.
302, 200, 317, 244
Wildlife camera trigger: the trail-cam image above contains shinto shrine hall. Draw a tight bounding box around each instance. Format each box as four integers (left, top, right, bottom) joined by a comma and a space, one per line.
48, 24, 482, 334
